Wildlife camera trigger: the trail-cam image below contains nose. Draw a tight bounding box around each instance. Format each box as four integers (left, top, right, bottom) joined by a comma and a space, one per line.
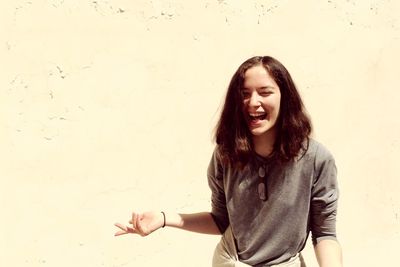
249, 92, 261, 107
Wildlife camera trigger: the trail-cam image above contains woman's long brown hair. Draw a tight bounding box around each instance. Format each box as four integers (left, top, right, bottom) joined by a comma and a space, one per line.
214, 56, 312, 167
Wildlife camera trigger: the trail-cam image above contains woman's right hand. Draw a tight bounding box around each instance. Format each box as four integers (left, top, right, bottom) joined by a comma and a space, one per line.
114, 211, 164, 237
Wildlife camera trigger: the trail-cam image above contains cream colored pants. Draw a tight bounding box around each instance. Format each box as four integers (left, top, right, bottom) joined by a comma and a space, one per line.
212, 226, 306, 267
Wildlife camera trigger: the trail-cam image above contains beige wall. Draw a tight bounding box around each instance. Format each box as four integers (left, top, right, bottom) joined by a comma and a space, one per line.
1, 1, 399, 266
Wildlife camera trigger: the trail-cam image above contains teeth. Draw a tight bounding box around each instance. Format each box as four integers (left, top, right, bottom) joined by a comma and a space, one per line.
249, 113, 266, 121
249, 113, 265, 117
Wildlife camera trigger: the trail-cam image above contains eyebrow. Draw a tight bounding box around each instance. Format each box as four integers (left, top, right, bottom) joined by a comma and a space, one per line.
242, 86, 275, 90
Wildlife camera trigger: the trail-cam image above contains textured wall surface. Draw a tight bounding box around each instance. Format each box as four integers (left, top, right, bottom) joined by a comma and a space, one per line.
1, 0, 399, 266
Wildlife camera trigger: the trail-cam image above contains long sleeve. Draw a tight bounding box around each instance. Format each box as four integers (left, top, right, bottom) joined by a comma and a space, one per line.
310, 143, 339, 245
207, 149, 229, 234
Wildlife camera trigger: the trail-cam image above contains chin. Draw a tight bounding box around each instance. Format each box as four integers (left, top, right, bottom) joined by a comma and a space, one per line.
250, 129, 267, 136
250, 126, 275, 137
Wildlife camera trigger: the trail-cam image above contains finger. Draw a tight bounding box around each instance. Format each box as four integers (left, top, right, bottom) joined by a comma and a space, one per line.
131, 212, 139, 229
126, 226, 135, 233
136, 214, 146, 235
114, 223, 129, 232
114, 223, 136, 235
114, 230, 129, 236
114, 223, 129, 236
115, 223, 135, 233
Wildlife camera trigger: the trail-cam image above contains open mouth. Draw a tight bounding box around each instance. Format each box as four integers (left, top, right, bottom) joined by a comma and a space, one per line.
249, 113, 267, 121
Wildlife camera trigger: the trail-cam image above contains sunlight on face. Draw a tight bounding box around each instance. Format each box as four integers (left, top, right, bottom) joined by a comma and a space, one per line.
242, 65, 281, 139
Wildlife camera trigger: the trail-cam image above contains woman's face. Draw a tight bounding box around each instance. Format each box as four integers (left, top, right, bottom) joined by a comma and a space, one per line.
241, 65, 281, 139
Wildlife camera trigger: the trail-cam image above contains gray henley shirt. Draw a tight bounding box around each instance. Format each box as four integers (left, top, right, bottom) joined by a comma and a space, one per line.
207, 139, 339, 266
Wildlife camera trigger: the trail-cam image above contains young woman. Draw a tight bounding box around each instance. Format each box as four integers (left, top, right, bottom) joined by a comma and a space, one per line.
114, 56, 342, 267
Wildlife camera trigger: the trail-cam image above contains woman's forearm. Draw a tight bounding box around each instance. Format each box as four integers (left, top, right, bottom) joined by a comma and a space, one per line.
314, 239, 343, 267
165, 212, 221, 235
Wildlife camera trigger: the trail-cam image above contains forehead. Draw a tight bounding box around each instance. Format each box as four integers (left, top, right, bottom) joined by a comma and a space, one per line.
243, 65, 278, 89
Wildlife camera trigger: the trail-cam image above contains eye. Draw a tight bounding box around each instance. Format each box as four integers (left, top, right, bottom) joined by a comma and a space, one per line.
241, 90, 251, 98
259, 90, 272, 96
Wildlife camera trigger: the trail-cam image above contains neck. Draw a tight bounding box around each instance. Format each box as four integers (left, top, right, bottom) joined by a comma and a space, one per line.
252, 129, 277, 158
